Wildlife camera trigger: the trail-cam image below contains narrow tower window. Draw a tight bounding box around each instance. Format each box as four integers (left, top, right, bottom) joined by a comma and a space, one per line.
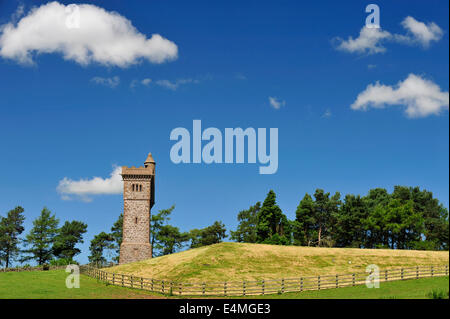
140, 185, 142, 192
135, 217, 138, 224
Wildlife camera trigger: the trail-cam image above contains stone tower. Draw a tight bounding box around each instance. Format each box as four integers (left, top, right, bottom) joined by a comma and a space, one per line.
119, 153, 155, 264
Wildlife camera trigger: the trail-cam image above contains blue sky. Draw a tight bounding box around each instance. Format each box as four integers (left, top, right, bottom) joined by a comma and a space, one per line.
0, 0, 448, 264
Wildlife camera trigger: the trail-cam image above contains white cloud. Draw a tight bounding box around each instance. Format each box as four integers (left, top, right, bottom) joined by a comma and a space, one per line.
141, 78, 152, 86
57, 166, 123, 202
269, 96, 285, 110
400, 16, 444, 48
334, 16, 443, 54
155, 78, 199, 90
0, 2, 178, 67
322, 109, 332, 118
351, 74, 449, 118
91, 76, 120, 88
334, 26, 392, 54
11, 4, 25, 23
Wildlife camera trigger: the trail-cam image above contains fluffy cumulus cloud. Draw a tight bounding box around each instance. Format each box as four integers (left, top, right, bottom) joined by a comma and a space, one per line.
90, 76, 120, 88
400, 16, 444, 48
334, 16, 443, 54
268, 96, 285, 110
351, 74, 449, 118
0, 2, 178, 67
57, 166, 123, 202
335, 27, 392, 54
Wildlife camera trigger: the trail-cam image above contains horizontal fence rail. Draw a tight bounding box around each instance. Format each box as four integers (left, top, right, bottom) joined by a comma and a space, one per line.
80, 264, 449, 297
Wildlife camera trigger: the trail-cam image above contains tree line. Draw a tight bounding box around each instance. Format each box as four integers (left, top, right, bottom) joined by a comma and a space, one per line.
0, 207, 87, 268
1, 185, 447, 268
231, 186, 448, 250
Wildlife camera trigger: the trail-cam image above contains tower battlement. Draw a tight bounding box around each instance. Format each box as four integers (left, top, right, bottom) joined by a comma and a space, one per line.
119, 153, 156, 264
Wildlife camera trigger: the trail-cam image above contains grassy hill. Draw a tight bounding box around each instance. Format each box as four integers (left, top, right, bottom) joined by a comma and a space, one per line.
107, 242, 449, 282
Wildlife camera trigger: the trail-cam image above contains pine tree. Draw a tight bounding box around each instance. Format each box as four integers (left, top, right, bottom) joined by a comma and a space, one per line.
0, 206, 25, 268
230, 202, 260, 243
88, 232, 114, 265
110, 213, 123, 262
293, 194, 316, 246
22, 207, 59, 265
256, 190, 290, 245
52, 220, 87, 261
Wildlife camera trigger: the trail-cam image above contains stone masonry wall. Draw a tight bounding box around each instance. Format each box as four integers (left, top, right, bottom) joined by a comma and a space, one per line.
120, 175, 153, 264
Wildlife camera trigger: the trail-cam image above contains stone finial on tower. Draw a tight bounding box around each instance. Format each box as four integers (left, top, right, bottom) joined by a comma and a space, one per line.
144, 152, 155, 166
144, 152, 155, 176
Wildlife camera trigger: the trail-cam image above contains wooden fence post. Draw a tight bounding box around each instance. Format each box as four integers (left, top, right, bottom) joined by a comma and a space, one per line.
224, 282, 227, 296
179, 283, 183, 295
113, 273, 115, 285
416, 266, 419, 279
431, 266, 434, 277
202, 282, 206, 295
401, 268, 404, 280
385, 270, 388, 281
243, 281, 246, 296
446, 265, 448, 276
151, 279, 154, 291
131, 275, 133, 288
141, 277, 143, 289
352, 273, 355, 286
261, 280, 264, 295
300, 277, 303, 292
121, 274, 124, 287
162, 280, 165, 294
281, 278, 285, 293
336, 274, 339, 288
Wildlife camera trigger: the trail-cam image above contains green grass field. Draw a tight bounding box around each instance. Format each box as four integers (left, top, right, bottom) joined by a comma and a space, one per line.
0, 269, 164, 299
0, 270, 448, 299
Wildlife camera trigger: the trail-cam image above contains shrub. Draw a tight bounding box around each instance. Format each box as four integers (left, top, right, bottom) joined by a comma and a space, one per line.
427, 289, 449, 299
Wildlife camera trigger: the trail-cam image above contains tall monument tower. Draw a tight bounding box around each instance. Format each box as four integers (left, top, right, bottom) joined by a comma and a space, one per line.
119, 153, 155, 264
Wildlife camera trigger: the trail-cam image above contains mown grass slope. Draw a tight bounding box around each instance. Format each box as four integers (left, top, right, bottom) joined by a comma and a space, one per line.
0, 270, 164, 299
0, 269, 448, 299
107, 242, 449, 282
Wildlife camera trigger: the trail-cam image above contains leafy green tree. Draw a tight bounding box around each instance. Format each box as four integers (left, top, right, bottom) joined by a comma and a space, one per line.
292, 194, 316, 246
334, 195, 367, 248
157, 225, 189, 255
88, 232, 114, 265
190, 221, 227, 248
230, 202, 260, 243
0, 206, 25, 268
22, 207, 59, 265
256, 190, 290, 245
110, 213, 123, 262
384, 198, 424, 249
313, 189, 340, 246
410, 187, 449, 250
150, 205, 175, 256
52, 220, 87, 261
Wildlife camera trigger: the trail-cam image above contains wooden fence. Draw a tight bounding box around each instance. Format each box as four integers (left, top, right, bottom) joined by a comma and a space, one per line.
80, 264, 449, 296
